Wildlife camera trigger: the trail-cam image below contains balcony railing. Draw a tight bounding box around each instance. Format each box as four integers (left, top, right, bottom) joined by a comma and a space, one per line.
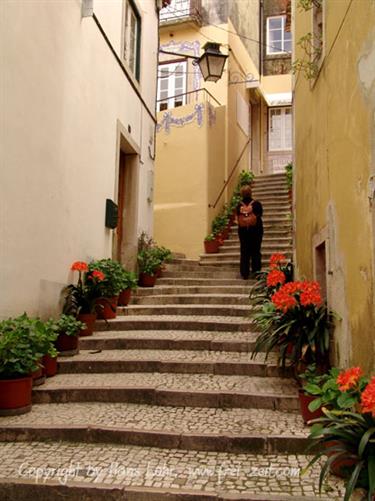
159, 0, 202, 26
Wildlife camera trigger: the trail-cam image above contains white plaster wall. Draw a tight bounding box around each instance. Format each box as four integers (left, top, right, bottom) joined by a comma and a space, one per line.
0, 0, 158, 318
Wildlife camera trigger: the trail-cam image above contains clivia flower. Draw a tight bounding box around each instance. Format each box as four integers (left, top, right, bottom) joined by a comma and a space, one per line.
267, 269, 286, 287
271, 289, 297, 312
89, 270, 105, 281
337, 367, 364, 392
360, 376, 375, 417
269, 253, 287, 269
71, 261, 88, 272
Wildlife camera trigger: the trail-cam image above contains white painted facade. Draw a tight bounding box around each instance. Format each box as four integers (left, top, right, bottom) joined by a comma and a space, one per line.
0, 0, 159, 318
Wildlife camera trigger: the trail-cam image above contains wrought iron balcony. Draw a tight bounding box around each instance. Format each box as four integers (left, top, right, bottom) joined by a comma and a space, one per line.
159, 0, 202, 26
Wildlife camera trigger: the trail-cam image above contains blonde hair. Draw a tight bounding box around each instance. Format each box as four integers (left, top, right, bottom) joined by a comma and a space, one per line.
240, 184, 252, 199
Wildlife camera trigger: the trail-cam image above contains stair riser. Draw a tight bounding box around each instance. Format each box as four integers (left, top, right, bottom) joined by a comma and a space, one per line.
57, 360, 288, 378
135, 287, 250, 296
0, 427, 309, 455
219, 246, 291, 254
80, 338, 256, 352
121, 307, 249, 317
32, 388, 299, 411
161, 271, 240, 278
200, 255, 292, 263
95, 319, 254, 332
156, 279, 253, 286
130, 297, 249, 306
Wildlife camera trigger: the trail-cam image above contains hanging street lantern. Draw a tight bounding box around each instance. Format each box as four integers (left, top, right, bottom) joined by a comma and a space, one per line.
196, 42, 228, 82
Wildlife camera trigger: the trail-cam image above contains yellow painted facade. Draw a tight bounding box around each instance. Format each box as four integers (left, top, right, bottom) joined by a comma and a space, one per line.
155, 7, 292, 259
293, 0, 375, 371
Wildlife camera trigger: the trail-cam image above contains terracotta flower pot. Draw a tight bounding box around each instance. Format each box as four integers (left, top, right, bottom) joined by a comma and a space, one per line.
324, 441, 357, 478
78, 312, 97, 335
298, 389, 325, 424
42, 354, 58, 377
139, 273, 156, 287
118, 288, 132, 306
55, 333, 79, 355
204, 240, 219, 254
31, 359, 45, 386
0, 376, 33, 415
95, 297, 118, 320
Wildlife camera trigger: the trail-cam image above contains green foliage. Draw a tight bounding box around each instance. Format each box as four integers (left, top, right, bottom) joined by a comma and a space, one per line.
88, 259, 127, 297
285, 162, 293, 189
292, 32, 322, 80
212, 213, 229, 236
306, 410, 375, 500
252, 301, 334, 370
52, 314, 85, 337
238, 170, 255, 186
137, 247, 162, 276
123, 270, 138, 291
0, 313, 58, 378
153, 246, 172, 264
297, 0, 322, 11
300, 366, 369, 413
63, 274, 102, 315
204, 233, 216, 242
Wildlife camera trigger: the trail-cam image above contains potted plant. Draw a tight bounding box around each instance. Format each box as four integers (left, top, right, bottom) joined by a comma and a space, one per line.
305, 371, 375, 500
53, 314, 85, 356
118, 270, 138, 306
297, 364, 335, 424
153, 245, 172, 277
252, 279, 335, 372
204, 233, 219, 254
63, 261, 104, 334
0, 314, 47, 415
285, 162, 293, 201
137, 247, 162, 287
89, 258, 127, 319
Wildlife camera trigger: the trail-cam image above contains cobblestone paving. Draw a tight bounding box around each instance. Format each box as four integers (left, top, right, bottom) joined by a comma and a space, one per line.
35, 373, 298, 394
0, 441, 345, 498
104, 315, 253, 325
0, 403, 307, 436
60, 350, 279, 364
84, 330, 258, 342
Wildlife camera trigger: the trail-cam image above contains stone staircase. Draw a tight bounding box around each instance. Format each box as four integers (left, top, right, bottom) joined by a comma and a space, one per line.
0, 174, 345, 500
200, 173, 293, 268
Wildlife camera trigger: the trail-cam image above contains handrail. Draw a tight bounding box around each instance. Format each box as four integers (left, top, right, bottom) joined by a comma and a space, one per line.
156, 87, 222, 106
209, 138, 251, 209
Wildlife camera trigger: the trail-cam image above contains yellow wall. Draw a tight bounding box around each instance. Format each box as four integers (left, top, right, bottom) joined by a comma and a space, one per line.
154, 102, 225, 258
294, 0, 375, 371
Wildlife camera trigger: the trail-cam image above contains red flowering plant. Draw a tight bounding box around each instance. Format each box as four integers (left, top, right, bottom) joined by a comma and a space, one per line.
252, 279, 336, 370
63, 261, 106, 315
306, 370, 375, 501
249, 253, 293, 307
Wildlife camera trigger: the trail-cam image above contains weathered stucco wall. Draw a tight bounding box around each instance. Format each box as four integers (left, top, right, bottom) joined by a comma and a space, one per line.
154, 102, 225, 259
0, 0, 158, 319
294, 0, 375, 372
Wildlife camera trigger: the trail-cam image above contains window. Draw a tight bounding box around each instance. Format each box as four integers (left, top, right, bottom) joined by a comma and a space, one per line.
124, 0, 141, 80
266, 16, 292, 55
157, 61, 187, 111
268, 107, 292, 151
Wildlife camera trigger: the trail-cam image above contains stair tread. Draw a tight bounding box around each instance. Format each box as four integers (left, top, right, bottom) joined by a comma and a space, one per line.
0, 442, 345, 500
58, 349, 277, 364
33, 372, 299, 394
0, 402, 307, 437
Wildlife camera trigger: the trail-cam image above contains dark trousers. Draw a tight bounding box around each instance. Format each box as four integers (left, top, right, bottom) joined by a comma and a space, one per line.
238, 226, 263, 279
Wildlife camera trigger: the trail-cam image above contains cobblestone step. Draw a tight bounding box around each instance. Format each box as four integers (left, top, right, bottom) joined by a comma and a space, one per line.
219, 245, 291, 254
200, 253, 292, 262
134, 286, 251, 296
131, 294, 249, 306
156, 278, 253, 286
95, 315, 254, 332
161, 270, 241, 278
57, 350, 284, 377
32, 373, 299, 410
80, 330, 258, 353
0, 442, 345, 500
119, 305, 250, 318
0, 403, 310, 454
